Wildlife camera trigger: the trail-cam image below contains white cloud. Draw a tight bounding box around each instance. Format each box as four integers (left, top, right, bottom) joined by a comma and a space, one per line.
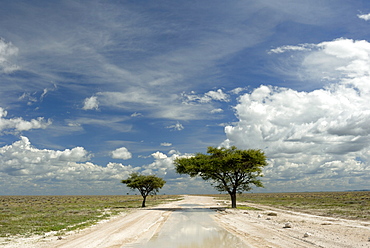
229, 87, 247, 95
211, 108, 223, 114
69, 116, 132, 133
271, 38, 370, 83
160, 142, 172, 147
0, 38, 19, 73
203, 89, 230, 102
19, 93, 38, 105
82, 96, 99, 110
111, 147, 132, 160
358, 13, 370, 21
225, 38, 370, 192
131, 112, 143, 117
182, 89, 230, 104
142, 150, 187, 178
96, 90, 159, 108
166, 122, 184, 131
269, 44, 313, 54
151, 151, 168, 160
18, 86, 56, 106
0, 136, 91, 176
86, 91, 213, 121
0, 107, 51, 132
141, 150, 212, 194
0, 137, 203, 195
0, 136, 140, 194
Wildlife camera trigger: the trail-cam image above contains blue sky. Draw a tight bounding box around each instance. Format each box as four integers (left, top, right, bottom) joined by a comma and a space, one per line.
1, 0, 370, 195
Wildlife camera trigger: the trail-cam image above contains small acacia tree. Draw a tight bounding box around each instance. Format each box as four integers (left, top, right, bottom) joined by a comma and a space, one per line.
121, 173, 166, 207
174, 146, 267, 208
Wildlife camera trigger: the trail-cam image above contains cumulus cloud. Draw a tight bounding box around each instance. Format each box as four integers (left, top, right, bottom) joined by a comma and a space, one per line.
0, 38, 19, 73
358, 13, 370, 21
271, 38, 370, 82
204, 89, 230, 102
0, 136, 91, 176
111, 147, 132, 160
142, 151, 188, 178
210, 108, 223, 114
0, 137, 234, 195
151, 151, 168, 160
138, 150, 211, 194
0, 136, 140, 194
0, 108, 51, 132
225, 38, 370, 192
82, 96, 99, 110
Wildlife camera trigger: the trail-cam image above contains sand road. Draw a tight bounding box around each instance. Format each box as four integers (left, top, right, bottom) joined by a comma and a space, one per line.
3, 195, 370, 247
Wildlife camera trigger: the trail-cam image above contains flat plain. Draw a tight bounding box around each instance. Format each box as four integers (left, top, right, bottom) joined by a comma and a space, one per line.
215, 191, 370, 220
1, 193, 370, 247
1, 191, 370, 245
0, 195, 179, 238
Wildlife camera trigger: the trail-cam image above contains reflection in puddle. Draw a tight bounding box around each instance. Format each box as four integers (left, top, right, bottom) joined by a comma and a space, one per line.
124, 204, 247, 248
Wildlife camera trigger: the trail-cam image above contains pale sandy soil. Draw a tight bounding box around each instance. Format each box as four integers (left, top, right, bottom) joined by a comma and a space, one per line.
1, 195, 370, 247
214, 201, 370, 248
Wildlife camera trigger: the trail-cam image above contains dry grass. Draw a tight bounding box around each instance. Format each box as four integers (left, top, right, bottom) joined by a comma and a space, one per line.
0, 195, 180, 238
213, 191, 370, 220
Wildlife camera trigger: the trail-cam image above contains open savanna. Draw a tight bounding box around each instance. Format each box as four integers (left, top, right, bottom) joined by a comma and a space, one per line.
214, 191, 370, 220
0, 195, 180, 238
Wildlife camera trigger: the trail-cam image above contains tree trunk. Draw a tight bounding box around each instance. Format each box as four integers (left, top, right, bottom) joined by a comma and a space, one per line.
230, 192, 237, 208
142, 195, 147, 207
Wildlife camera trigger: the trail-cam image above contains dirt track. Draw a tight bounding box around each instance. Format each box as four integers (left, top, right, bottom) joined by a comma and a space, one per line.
3, 195, 370, 247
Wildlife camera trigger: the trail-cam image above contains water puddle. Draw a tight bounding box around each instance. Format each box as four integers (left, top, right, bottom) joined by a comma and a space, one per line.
124, 204, 246, 248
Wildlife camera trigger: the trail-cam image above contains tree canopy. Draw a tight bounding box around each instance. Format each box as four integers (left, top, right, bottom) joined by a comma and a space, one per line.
174, 146, 267, 208
121, 173, 166, 207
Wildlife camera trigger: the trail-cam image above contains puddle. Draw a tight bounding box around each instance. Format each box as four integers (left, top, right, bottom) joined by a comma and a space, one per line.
124, 204, 246, 248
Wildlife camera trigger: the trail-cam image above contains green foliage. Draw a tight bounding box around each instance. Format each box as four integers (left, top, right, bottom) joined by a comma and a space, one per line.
236, 206, 261, 211
121, 173, 166, 207
174, 146, 267, 208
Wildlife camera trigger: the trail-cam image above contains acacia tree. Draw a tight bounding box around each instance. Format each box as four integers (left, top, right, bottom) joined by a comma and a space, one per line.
121, 173, 166, 207
174, 146, 267, 208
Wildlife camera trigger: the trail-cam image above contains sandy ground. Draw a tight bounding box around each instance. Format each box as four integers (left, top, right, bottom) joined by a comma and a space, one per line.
1, 195, 370, 247
214, 201, 370, 248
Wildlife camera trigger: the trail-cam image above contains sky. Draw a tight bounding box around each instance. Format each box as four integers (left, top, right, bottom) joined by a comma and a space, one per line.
1, 0, 370, 195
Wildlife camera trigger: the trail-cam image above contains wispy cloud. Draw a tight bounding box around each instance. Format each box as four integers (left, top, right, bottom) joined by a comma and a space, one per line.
269, 44, 313, 54
182, 89, 230, 104
160, 142, 172, 147
69, 116, 132, 133
166, 122, 184, 131
0, 38, 19, 73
